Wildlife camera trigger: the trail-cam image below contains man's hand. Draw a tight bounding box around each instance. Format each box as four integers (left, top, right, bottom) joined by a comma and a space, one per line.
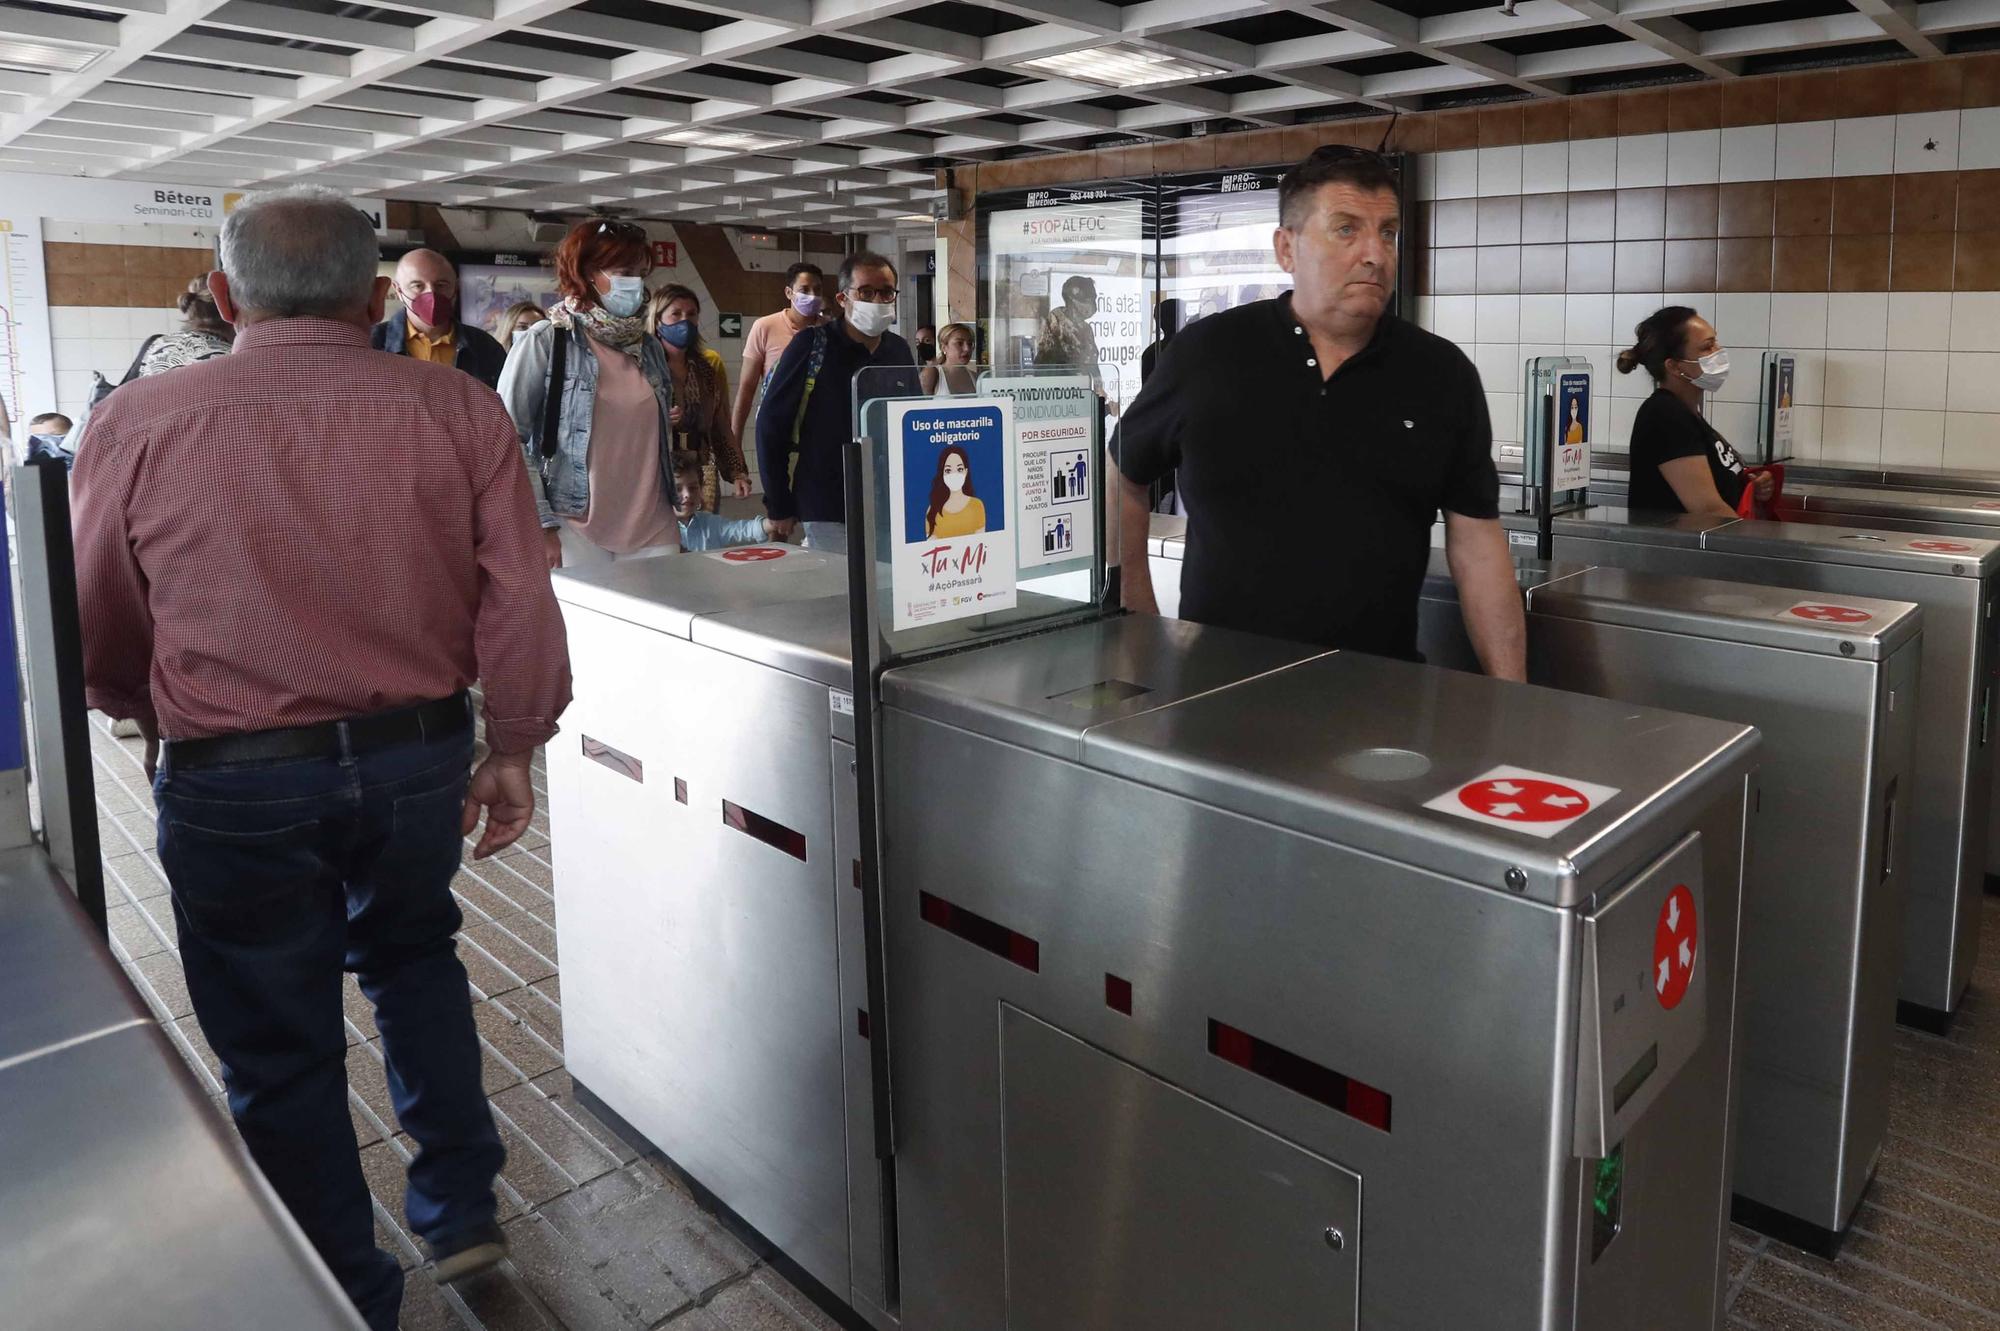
769, 516, 798, 538
139, 716, 160, 783
1752, 470, 1776, 501
462, 751, 536, 860
733, 475, 754, 499
543, 528, 563, 570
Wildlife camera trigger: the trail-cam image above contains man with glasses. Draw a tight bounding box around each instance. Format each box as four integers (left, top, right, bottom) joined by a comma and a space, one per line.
371, 248, 507, 390
1115, 146, 1526, 679
756, 250, 918, 554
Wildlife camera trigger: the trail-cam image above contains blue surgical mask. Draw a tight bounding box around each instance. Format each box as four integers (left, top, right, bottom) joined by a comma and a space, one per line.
599, 275, 646, 318
659, 320, 694, 349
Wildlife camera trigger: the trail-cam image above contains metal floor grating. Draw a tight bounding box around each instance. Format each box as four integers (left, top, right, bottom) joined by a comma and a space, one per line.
83, 715, 2000, 1330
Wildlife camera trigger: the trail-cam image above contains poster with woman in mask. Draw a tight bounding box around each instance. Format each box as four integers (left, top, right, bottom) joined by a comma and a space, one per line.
887, 397, 1017, 631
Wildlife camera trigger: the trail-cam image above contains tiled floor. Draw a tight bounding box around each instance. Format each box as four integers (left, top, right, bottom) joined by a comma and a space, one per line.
87, 717, 836, 1331
87, 714, 2000, 1330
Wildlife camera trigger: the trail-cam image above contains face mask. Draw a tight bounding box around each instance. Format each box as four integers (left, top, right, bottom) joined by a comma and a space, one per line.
406, 289, 454, 329
943, 466, 966, 492
29, 432, 69, 456
599, 275, 647, 318
1685, 350, 1730, 393
791, 291, 822, 318
845, 297, 895, 337
659, 320, 694, 349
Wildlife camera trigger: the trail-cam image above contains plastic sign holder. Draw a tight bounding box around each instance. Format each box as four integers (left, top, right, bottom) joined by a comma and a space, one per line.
1518, 355, 1595, 561
1757, 352, 1798, 464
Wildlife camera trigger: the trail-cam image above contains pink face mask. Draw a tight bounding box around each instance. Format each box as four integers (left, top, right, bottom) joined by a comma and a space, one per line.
408, 289, 455, 329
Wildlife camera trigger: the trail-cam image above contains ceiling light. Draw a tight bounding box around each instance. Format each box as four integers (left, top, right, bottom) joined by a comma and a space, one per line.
0, 37, 104, 74
1017, 45, 1223, 89
655, 127, 801, 154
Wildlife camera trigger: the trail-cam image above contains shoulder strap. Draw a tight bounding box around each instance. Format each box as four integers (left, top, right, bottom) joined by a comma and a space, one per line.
539, 326, 568, 460
790, 325, 830, 447
119, 334, 163, 386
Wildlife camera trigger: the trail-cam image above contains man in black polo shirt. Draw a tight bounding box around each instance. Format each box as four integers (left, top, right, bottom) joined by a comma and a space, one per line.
1115, 147, 1526, 680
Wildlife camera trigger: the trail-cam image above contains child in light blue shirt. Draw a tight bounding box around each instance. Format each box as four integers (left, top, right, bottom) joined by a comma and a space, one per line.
674, 451, 781, 552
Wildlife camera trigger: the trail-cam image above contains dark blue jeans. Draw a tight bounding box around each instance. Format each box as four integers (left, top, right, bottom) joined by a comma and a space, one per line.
155, 721, 504, 1331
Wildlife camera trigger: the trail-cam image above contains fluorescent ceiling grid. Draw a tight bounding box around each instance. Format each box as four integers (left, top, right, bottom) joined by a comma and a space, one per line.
1017, 45, 1225, 89
0, 0, 1991, 227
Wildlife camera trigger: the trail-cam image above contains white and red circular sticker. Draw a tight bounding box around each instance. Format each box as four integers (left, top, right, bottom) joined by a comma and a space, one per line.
1653, 884, 1698, 1010
1423, 765, 1621, 840
1783, 601, 1873, 625
1907, 539, 1974, 554
1974, 501, 2000, 511
720, 546, 789, 563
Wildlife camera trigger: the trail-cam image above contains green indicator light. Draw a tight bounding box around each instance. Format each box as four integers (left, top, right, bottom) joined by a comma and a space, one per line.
1593, 1149, 1625, 1218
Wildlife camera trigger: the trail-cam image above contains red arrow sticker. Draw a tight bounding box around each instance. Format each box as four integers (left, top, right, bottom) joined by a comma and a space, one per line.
1785, 601, 1873, 624
1457, 776, 1591, 823
1653, 884, 1698, 1010
720, 546, 789, 563
1907, 540, 1973, 554
1974, 502, 2000, 511
1423, 765, 1621, 839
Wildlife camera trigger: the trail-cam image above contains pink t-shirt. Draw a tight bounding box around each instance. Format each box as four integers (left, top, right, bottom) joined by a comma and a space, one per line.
568, 336, 678, 555
744, 309, 814, 382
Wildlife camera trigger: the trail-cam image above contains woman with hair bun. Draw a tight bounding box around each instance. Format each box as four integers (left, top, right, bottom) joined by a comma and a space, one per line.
1619, 305, 1774, 518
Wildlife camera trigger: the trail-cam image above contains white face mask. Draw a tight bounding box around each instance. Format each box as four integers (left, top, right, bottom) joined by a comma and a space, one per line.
599, 274, 647, 318
845, 296, 895, 337
1684, 349, 1730, 394
943, 464, 967, 492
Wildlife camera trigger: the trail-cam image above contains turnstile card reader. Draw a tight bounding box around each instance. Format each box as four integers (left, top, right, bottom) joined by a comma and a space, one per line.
882, 618, 1759, 1331
1419, 557, 1921, 1251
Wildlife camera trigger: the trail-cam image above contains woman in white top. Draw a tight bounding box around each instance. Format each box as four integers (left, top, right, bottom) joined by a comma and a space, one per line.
920, 321, 977, 397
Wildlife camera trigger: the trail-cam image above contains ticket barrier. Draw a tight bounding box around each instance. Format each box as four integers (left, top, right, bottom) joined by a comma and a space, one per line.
545, 550, 903, 1327
880, 615, 1760, 1331
1417, 556, 1921, 1253
1479, 507, 1995, 1028
1777, 485, 2000, 885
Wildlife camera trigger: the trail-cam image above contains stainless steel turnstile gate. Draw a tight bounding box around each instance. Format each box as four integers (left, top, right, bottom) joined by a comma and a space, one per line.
1419, 556, 1921, 1251
880, 616, 1759, 1331
1479, 507, 1995, 1024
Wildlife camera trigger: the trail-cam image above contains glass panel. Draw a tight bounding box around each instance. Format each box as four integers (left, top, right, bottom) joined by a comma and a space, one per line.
981, 183, 1151, 417
1158, 169, 1292, 347
850, 363, 1110, 671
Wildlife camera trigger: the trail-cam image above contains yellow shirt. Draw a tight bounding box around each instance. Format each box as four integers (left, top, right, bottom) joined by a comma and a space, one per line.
930, 497, 987, 538
405, 325, 456, 366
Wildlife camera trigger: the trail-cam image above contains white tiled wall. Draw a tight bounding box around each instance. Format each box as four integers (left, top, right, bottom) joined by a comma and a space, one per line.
1411, 111, 2000, 466
41, 223, 218, 421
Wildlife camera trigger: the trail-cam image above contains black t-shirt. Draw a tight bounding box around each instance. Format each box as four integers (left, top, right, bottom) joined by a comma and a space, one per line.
1114, 295, 1499, 660
1628, 388, 1747, 514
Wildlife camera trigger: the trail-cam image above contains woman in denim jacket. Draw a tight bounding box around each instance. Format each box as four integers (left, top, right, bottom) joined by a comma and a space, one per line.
499, 219, 676, 569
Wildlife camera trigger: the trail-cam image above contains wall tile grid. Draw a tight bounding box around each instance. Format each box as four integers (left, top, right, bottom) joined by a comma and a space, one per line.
1413, 91, 2000, 466
41, 223, 218, 419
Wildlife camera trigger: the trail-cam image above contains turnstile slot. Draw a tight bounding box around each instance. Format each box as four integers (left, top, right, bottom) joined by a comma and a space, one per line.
1208, 1019, 1393, 1133
1575, 832, 1707, 1158
1881, 777, 1899, 886
1047, 676, 1151, 708
581, 735, 643, 783
918, 890, 1041, 972
1001, 1006, 1362, 1331
720, 798, 808, 862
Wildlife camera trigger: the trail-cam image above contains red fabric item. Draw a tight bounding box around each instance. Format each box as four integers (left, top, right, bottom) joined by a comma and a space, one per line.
72, 317, 572, 755
1736, 463, 1786, 521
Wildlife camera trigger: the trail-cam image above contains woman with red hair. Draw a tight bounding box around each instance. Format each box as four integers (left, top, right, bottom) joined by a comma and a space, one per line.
499, 218, 678, 567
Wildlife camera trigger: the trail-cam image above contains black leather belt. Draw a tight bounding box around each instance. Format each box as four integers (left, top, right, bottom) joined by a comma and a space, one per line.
165, 693, 472, 771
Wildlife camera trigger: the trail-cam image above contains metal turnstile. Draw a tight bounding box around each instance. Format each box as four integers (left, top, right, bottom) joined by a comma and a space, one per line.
545, 551, 902, 1324
1477, 506, 1994, 1025
881, 615, 1759, 1330
1777, 484, 2000, 885
1419, 556, 1921, 1251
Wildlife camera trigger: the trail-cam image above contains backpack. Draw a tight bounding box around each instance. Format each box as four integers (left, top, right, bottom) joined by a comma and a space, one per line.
83, 335, 163, 411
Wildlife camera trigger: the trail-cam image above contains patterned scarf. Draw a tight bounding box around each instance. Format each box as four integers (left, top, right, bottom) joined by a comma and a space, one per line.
552, 296, 650, 356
